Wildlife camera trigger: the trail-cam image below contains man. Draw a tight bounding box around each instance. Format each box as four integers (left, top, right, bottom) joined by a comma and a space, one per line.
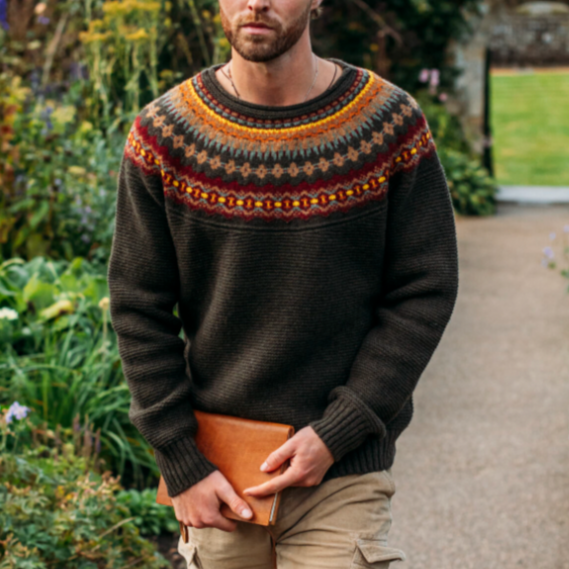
107, 0, 459, 567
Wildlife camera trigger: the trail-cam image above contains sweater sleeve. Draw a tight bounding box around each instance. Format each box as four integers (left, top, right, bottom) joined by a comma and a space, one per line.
107, 120, 219, 497
308, 113, 459, 463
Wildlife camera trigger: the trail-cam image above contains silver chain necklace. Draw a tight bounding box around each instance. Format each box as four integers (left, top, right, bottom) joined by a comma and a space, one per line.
222, 53, 325, 103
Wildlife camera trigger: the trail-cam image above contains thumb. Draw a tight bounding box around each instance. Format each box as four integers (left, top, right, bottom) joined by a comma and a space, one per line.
217, 480, 254, 520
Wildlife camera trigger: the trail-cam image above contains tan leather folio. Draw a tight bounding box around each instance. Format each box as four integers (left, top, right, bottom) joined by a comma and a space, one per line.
156, 409, 295, 528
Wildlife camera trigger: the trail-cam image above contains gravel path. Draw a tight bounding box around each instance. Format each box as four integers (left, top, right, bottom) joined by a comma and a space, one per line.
389, 203, 569, 569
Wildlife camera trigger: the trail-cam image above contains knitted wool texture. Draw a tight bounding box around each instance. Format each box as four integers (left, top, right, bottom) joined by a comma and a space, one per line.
107, 58, 460, 498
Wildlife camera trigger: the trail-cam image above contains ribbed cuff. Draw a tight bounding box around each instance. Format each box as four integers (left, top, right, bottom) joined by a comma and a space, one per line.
154, 435, 219, 497
308, 386, 387, 463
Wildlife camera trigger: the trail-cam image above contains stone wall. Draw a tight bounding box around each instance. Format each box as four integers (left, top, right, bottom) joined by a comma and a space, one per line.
489, 14, 569, 65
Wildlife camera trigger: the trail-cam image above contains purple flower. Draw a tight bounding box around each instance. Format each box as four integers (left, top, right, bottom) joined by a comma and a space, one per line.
543, 246, 554, 260
430, 69, 440, 88
85, 205, 92, 214
6, 401, 30, 424
0, 0, 8, 30
29, 68, 41, 94
38, 16, 50, 25
419, 68, 430, 83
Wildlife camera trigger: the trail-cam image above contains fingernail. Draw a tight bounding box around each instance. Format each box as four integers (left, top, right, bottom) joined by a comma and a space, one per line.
241, 508, 252, 518
260, 462, 268, 471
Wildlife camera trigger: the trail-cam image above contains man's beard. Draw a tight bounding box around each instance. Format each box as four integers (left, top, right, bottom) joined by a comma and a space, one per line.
219, 3, 313, 62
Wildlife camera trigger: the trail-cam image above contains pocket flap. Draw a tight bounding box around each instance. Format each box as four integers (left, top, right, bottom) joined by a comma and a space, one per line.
356, 539, 407, 564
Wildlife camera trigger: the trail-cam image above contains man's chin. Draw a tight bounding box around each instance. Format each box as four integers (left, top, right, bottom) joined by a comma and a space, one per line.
232, 43, 283, 63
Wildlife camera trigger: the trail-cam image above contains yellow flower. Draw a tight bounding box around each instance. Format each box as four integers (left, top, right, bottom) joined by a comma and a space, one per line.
125, 29, 149, 41
40, 300, 74, 320
68, 166, 87, 176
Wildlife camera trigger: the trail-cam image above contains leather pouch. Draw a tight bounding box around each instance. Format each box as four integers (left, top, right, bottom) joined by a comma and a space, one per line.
156, 410, 295, 537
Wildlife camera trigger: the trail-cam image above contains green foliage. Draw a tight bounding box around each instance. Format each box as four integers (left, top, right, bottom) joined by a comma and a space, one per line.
79, 0, 176, 125
415, 89, 471, 155
0, 256, 159, 488
312, 0, 484, 93
116, 489, 179, 536
0, 411, 169, 569
439, 148, 497, 216
0, 0, 234, 266
414, 89, 498, 216
1, 80, 122, 266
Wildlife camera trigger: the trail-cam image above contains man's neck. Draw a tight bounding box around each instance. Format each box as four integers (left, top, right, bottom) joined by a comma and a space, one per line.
215, 40, 339, 107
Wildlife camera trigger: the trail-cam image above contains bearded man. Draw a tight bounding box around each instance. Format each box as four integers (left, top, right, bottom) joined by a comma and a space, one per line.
107, 1, 460, 567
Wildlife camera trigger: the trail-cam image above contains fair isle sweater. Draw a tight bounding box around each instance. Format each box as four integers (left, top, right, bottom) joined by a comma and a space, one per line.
107, 58, 459, 498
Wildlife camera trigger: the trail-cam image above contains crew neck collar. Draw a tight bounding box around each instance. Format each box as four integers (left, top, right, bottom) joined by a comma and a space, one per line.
197, 57, 361, 122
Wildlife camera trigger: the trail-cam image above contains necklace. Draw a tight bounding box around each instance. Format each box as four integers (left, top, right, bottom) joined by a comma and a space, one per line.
221, 54, 338, 104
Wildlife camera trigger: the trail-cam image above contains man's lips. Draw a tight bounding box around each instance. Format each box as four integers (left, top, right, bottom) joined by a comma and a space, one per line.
241, 22, 273, 32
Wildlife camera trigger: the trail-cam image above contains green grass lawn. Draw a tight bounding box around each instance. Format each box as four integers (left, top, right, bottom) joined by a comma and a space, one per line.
490, 70, 569, 186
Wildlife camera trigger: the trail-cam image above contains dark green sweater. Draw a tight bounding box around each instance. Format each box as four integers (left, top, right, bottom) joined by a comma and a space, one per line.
107, 58, 459, 498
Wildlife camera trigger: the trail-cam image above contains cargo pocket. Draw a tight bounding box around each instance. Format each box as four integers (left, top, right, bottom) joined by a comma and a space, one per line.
177, 537, 204, 569
350, 538, 406, 568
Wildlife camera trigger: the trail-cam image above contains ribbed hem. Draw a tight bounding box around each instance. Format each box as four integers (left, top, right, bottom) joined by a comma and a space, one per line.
154, 435, 219, 497
308, 386, 387, 463
321, 427, 400, 484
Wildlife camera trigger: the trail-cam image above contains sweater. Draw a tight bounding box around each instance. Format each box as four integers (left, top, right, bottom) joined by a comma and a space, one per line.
107, 57, 460, 498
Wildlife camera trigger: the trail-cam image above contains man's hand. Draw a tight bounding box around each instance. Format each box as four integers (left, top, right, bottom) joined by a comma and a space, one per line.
242, 426, 334, 498
171, 470, 253, 532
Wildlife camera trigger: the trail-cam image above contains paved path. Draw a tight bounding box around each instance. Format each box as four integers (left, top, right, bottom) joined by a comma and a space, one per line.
389, 204, 569, 569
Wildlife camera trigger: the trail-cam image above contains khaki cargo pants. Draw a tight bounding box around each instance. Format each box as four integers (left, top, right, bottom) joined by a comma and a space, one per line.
178, 468, 406, 569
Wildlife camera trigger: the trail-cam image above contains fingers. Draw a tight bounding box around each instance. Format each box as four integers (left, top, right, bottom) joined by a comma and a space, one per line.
216, 477, 254, 521
244, 464, 299, 497
172, 472, 245, 532
176, 502, 240, 532
179, 513, 239, 532
260, 438, 296, 472
194, 511, 239, 532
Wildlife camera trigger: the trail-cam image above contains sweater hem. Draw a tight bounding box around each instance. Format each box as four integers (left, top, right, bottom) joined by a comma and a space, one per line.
154, 435, 220, 497
320, 428, 400, 483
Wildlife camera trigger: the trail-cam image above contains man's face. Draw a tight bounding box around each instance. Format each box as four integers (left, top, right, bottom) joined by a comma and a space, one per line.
219, 0, 315, 62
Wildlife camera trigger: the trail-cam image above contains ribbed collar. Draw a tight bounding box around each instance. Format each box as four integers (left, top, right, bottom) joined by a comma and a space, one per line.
198, 57, 361, 123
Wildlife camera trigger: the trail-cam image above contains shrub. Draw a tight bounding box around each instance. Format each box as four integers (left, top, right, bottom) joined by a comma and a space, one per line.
0, 256, 159, 488
439, 148, 497, 216
116, 488, 179, 536
415, 89, 498, 216
0, 405, 169, 568
1, 83, 122, 266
